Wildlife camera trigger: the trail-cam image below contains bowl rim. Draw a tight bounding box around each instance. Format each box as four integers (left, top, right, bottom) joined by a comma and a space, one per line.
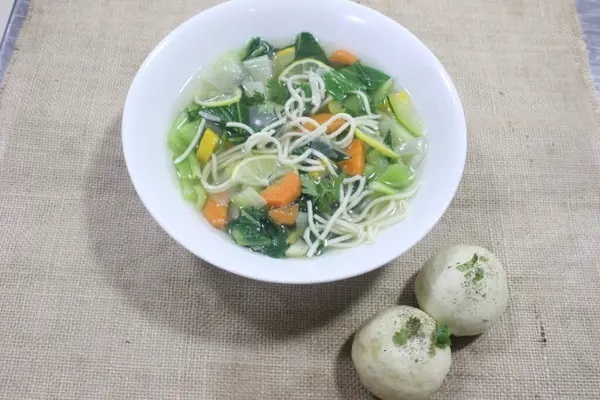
122, 0, 467, 284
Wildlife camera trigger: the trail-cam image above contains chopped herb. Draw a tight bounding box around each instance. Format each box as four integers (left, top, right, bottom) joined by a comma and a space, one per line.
267, 79, 289, 105
242, 91, 266, 106
457, 253, 479, 272
393, 330, 408, 346
300, 174, 345, 214
473, 267, 485, 282
393, 316, 423, 346
300, 175, 319, 197
405, 316, 422, 336
457, 253, 486, 284
431, 323, 451, 349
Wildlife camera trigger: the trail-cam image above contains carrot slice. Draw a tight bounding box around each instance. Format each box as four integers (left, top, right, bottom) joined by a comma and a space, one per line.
268, 204, 300, 226
338, 139, 366, 176
303, 113, 345, 134
330, 49, 359, 66
203, 197, 228, 229
260, 171, 302, 207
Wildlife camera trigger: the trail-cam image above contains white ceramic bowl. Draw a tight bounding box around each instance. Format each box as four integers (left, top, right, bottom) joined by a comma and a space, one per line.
122, 0, 466, 284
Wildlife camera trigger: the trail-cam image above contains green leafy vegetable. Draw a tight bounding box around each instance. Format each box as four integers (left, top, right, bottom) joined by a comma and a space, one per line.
186, 104, 202, 121
242, 91, 266, 106
300, 174, 344, 214
299, 81, 312, 98
375, 164, 414, 190
257, 101, 284, 116
228, 207, 289, 258
267, 79, 289, 105
323, 62, 392, 109
175, 158, 194, 180
199, 102, 250, 144
293, 140, 349, 163
294, 32, 328, 64
341, 62, 391, 94
392, 316, 423, 346
297, 193, 312, 212
300, 174, 319, 197
242, 37, 275, 61
342, 93, 369, 116
310, 140, 349, 162
323, 70, 366, 100
366, 149, 390, 178
432, 323, 451, 349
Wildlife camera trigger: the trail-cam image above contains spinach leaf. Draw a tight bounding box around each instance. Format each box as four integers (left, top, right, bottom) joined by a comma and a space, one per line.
228, 207, 289, 258
310, 139, 349, 162
242, 37, 275, 61
323, 70, 367, 100
294, 32, 329, 64
340, 62, 391, 93
292, 140, 349, 163
199, 102, 250, 144
323, 62, 390, 105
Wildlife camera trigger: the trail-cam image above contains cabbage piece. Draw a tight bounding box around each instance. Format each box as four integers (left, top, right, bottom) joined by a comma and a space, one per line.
203, 51, 246, 93
243, 55, 274, 84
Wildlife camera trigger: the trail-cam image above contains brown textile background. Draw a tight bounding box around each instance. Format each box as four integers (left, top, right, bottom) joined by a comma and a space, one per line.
1, 0, 599, 398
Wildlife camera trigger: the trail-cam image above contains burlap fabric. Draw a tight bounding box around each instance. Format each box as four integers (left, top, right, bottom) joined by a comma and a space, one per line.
1, 0, 599, 398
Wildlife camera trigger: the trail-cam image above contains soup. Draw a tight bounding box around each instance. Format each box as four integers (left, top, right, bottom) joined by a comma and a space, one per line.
168, 32, 427, 258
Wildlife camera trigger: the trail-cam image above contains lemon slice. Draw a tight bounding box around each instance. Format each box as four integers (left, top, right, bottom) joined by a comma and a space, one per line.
354, 129, 400, 160
194, 87, 242, 108
231, 155, 292, 187
273, 46, 296, 75
279, 58, 333, 80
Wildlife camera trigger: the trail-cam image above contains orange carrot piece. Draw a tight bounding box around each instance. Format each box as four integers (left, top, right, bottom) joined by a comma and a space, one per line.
260, 171, 302, 207
268, 204, 300, 226
330, 49, 359, 66
303, 113, 345, 134
203, 197, 228, 229
338, 139, 366, 176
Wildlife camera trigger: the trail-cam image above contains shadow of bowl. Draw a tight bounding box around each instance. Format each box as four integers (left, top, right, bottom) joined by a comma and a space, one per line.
83, 118, 382, 341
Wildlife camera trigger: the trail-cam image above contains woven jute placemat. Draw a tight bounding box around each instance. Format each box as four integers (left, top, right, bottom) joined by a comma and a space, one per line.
1, 0, 599, 398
